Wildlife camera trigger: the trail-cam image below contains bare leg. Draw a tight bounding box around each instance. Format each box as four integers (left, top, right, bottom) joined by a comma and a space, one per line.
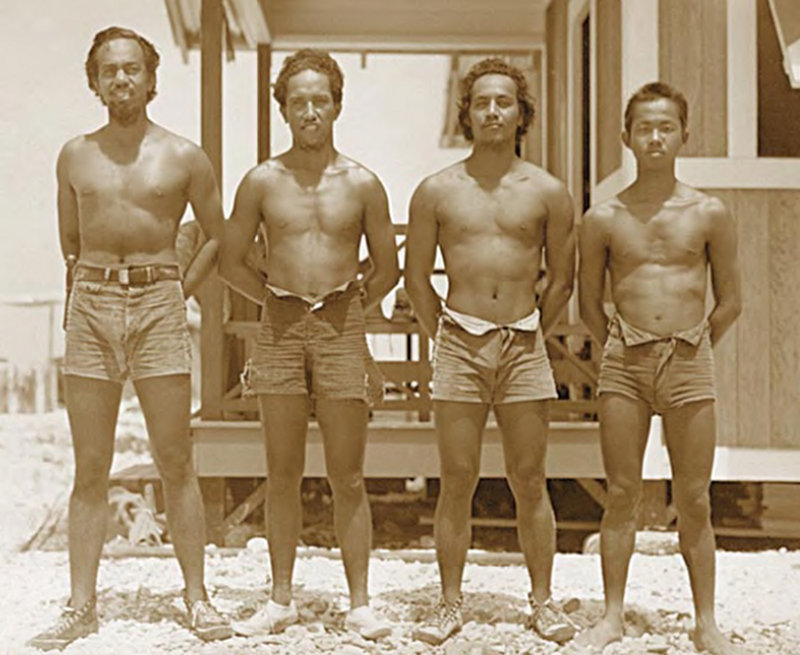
433, 401, 490, 603
494, 401, 554, 602
316, 398, 371, 609
663, 401, 743, 655
577, 393, 651, 650
135, 374, 206, 602
65, 375, 122, 608
258, 394, 309, 606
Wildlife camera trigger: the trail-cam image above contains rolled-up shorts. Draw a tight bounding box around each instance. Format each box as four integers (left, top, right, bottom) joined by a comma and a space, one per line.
242, 282, 382, 404
63, 279, 192, 383
431, 316, 558, 405
597, 319, 716, 413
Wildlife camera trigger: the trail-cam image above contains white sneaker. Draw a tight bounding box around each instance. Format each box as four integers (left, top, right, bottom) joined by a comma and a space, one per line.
232, 599, 298, 636
344, 605, 392, 640
412, 595, 463, 645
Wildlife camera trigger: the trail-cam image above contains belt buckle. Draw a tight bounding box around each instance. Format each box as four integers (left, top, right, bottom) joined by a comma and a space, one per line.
118, 268, 130, 285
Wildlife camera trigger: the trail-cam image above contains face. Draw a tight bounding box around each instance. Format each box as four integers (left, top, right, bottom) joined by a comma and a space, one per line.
281, 68, 340, 149
93, 39, 153, 122
467, 74, 521, 145
623, 97, 687, 168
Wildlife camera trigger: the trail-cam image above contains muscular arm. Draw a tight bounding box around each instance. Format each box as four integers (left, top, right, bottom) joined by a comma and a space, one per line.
56, 142, 80, 262
404, 179, 442, 339
539, 182, 576, 338
183, 146, 224, 296
706, 199, 742, 345
219, 169, 268, 305
360, 174, 400, 312
578, 207, 610, 346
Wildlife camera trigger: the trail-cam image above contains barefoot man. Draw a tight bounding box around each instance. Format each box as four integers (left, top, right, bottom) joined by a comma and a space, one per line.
577, 82, 743, 654
28, 27, 231, 650
405, 58, 577, 646
220, 49, 399, 640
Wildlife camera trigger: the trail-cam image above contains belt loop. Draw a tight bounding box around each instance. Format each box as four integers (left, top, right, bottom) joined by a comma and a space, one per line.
103, 268, 111, 282
146, 266, 154, 284
119, 268, 130, 286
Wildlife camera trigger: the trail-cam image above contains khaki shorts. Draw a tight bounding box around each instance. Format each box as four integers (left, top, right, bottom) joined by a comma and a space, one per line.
431, 316, 558, 405
597, 318, 716, 413
63, 279, 191, 383
242, 282, 382, 404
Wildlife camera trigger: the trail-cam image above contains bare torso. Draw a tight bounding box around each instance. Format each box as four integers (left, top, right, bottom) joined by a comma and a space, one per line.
433, 160, 554, 324
257, 155, 368, 298
64, 123, 194, 267
601, 185, 716, 334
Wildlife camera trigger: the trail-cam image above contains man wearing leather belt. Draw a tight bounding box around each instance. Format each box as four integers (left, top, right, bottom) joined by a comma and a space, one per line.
28, 27, 230, 650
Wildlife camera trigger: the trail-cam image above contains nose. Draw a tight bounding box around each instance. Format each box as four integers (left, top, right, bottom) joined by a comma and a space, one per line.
113, 68, 128, 84
303, 100, 316, 118
648, 128, 663, 143
487, 99, 499, 116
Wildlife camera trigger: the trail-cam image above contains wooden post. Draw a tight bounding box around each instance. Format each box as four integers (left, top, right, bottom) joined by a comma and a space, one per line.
257, 43, 272, 163
200, 0, 225, 419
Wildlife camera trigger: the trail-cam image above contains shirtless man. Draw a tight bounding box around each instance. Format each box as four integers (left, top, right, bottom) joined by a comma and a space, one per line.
577, 82, 742, 655
27, 27, 231, 651
219, 49, 399, 640
405, 58, 576, 646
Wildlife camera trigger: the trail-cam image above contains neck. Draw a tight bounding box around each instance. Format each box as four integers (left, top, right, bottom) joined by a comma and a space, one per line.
630, 166, 678, 203
287, 140, 338, 172
467, 141, 517, 179
106, 111, 149, 143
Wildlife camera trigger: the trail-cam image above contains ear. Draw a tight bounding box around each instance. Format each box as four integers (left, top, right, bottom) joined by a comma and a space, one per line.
681, 128, 689, 144
333, 102, 342, 120
621, 130, 631, 148
279, 105, 289, 123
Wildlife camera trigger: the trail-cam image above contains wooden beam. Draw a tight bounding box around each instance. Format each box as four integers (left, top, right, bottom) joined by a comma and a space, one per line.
257, 43, 272, 163
200, 0, 225, 419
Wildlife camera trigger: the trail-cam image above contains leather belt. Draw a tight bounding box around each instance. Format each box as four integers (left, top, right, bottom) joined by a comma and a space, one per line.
74, 264, 182, 286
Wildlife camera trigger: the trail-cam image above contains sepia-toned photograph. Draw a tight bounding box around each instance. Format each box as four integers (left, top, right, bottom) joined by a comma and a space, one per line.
1, 1, 799, 653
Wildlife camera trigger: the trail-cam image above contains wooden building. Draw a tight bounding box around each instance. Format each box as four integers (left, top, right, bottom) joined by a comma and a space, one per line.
160, 0, 800, 541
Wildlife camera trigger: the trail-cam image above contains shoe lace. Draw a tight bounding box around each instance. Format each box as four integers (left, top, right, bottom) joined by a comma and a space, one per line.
52, 598, 94, 635
190, 599, 224, 627
428, 595, 463, 628
528, 594, 574, 629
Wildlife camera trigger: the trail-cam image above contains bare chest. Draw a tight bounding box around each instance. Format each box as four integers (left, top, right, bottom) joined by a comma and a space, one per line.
262, 177, 363, 239
609, 207, 708, 267
71, 149, 189, 209
437, 186, 547, 245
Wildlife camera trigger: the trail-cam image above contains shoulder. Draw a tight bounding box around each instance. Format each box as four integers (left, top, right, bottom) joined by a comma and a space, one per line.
336, 156, 387, 196
413, 162, 465, 200
580, 199, 618, 240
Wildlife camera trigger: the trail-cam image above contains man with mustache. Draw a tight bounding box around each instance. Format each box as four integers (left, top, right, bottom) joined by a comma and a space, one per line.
28, 27, 231, 650
220, 49, 399, 640
405, 57, 577, 646
577, 82, 743, 655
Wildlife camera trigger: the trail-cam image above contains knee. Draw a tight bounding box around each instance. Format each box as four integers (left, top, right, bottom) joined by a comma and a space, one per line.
605, 480, 642, 520
674, 487, 711, 524
154, 447, 194, 487
327, 470, 366, 503
267, 471, 303, 496
506, 465, 547, 505
73, 454, 112, 500
440, 463, 480, 500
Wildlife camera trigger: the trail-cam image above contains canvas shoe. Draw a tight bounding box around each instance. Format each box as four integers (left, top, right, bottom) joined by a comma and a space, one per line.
412, 595, 463, 645
232, 598, 298, 636
183, 590, 232, 641
528, 593, 577, 644
345, 605, 392, 640
27, 596, 98, 651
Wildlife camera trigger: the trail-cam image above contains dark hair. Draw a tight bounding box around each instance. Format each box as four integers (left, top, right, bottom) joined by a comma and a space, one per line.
273, 49, 344, 109
624, 81, 688, 133
457, 57, 535, 145
85, 26, 160, 102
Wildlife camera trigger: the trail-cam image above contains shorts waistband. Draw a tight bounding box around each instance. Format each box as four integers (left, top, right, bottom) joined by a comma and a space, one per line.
441, 306, 540, 336
75, 263, 182, 286
265, 278, 362, 310
609, 314, 708, 347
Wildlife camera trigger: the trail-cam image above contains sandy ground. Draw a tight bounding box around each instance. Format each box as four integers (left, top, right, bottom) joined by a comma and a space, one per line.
1, 408, 799, 654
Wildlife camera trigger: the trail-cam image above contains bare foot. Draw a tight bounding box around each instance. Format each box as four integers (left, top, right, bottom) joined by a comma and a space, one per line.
693, 625, 746, 655
574, 616, 623, 652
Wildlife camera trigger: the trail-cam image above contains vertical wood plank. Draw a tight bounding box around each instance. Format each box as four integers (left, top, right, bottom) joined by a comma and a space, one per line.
546, 0, 568, 181
659, 0, 727, 157
769, 191, 800, 448
200, 0, 225, 419
257, 43, 272, 164
595, 0, 622, 181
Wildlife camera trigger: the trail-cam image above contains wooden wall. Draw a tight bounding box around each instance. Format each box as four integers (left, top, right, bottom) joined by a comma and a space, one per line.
659, 0, 728, 157
708, 189, 800, 449
595, 0, 622, 181
546, 0, 568, 182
